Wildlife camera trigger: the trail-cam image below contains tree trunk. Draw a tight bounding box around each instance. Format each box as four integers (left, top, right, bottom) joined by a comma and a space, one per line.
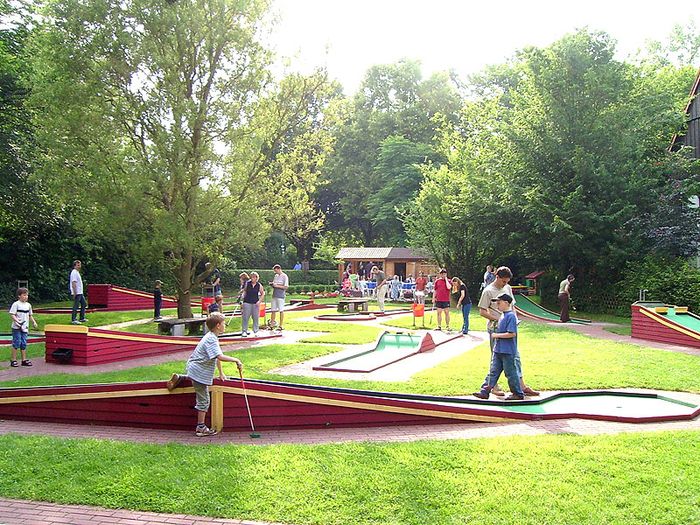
176, 254, 194, 319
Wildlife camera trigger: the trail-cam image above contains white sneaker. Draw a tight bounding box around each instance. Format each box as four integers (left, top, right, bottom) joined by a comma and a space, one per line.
195, 425, 217, 437
241, 332, 248, 337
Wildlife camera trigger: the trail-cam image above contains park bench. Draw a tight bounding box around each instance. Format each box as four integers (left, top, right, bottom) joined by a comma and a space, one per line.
158, 317, 206, 336
337, 298, 369, 313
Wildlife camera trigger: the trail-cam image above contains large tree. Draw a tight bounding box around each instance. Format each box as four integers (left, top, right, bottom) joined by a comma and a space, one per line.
318, 60, 461, 246
28, 0, 330, 315
405, 29, 700, 291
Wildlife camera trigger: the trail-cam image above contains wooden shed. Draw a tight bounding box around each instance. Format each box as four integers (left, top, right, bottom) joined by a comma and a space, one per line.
336, 247, 438, 281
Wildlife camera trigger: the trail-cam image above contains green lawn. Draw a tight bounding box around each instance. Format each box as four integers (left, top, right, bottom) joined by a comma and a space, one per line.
0, 431, 698, 525
2, 305, 699, 525
4, 316, 700, 395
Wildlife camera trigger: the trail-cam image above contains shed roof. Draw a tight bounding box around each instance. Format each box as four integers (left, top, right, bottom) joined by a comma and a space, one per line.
525, 271, 545, 279
336, 247, 431, 261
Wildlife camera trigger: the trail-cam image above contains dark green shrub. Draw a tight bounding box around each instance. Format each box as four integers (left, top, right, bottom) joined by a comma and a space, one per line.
615, 255, 700, 312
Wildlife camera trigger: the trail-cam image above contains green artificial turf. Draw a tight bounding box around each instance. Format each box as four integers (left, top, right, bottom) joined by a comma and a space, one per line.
0, 431, 698, 525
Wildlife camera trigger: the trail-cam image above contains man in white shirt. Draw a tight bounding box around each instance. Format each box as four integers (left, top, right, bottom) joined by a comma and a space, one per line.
269, 264, 289, 331
70, 260, 88, 325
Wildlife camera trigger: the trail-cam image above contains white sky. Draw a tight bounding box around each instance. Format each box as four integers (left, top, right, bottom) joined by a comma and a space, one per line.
269, 0, 700, 95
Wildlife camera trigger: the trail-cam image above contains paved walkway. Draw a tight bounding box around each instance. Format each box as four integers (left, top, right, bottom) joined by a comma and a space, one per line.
0, 329, 321, 382
0, 497, 286, 525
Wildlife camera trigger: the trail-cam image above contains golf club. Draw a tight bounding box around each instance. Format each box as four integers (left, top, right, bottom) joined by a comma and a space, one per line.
238, 369, 260, 438
226, 302, 240, 326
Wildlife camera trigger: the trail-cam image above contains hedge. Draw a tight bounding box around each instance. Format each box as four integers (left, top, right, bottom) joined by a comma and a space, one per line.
219, 269, 337, 290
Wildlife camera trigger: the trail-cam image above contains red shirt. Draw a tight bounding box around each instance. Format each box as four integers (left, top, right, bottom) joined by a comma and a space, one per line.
415, 277, 427, 291
433, 278, 450, 302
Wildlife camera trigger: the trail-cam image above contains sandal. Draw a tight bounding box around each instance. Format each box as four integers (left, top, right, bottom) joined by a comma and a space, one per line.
10, 361, 18, 367
21, 360, 32, 367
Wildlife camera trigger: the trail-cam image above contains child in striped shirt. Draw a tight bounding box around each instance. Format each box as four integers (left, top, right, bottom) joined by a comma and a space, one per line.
166, 312, 243, 436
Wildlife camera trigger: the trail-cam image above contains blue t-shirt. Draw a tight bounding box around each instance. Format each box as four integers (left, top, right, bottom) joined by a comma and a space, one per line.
493, 310, 517, 355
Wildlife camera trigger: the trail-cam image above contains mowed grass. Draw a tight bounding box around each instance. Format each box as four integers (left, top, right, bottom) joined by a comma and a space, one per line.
3, 317, 700, 395
0, 431, 698, 525
1, 305, 700, 525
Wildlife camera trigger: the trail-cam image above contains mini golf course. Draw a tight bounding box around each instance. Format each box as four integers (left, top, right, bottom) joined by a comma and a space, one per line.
314, 308, 412, 321
313, 331, 461, 373
514, 294, 591, 324
0, 378, 696, 432
632, 302, 700, 349
44, 324, 281, 365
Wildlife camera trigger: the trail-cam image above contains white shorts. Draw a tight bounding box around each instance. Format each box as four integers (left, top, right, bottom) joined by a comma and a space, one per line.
270, 298, 285, 312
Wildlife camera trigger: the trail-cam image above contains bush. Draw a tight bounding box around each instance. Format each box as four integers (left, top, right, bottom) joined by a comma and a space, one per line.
615, 255, 700, 312
220, 269, 337, 290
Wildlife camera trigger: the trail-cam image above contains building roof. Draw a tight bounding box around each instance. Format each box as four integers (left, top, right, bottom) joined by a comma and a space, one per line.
336, 247, 432, 261
525, 271, 545, 279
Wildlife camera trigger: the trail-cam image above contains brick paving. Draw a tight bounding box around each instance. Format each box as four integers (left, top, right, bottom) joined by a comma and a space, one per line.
0, 498, 286, 525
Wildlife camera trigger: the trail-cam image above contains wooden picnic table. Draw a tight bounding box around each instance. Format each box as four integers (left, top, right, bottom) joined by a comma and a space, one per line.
157, 317, 206, 336
337, 298, 369, 313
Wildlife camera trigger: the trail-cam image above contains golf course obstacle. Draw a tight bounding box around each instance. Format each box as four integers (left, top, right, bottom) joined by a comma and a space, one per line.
514, 293, 591, 324
0, 333, 45, 345
313, 330, 461, 373
34, 284, 184, 314
0, 378, 697, 433
314, 308, 412, 322
44, 324, 281, 366
631, 301, 700, 349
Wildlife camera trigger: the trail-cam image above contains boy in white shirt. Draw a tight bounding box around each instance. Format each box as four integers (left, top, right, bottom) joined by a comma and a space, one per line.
9, 287, 38, 367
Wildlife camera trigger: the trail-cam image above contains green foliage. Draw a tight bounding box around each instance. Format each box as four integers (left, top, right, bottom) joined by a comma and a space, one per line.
318, 61, 461, 245
218, 269, 337, 290
616, 255, 700, 311
404, 29, 700, 301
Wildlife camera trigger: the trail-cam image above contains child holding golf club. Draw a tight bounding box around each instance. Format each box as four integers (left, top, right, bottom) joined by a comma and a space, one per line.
166, 312, 243, 437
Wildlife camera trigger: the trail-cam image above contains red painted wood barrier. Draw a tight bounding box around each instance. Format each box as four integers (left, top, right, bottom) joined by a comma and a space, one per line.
44, 324, 280, 366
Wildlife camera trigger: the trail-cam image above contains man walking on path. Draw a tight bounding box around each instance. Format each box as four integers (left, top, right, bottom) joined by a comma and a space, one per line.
69, 260, 87, 325
478, 266, 539, 397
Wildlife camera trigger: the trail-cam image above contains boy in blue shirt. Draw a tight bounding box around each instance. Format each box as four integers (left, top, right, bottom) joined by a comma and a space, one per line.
473, 293, 525, 400
166, 312, 243, 436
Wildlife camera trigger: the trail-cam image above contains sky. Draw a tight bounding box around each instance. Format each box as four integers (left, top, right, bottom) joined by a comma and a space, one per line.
268, 0, 700, 94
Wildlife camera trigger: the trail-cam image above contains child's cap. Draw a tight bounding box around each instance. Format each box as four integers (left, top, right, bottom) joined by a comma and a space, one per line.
492, 293, 513, 304
155, 280, 162, 285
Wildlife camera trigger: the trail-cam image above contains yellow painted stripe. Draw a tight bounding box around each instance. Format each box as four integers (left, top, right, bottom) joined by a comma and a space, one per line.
0, 387, 194, 404
218, 386, 521, 423
0, 384, 522, 424
112, 287, 156, 299
112, 286, 182, 304
44, 324, 88, 334
639, 308, 700, 341
90, 331, 197, 345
